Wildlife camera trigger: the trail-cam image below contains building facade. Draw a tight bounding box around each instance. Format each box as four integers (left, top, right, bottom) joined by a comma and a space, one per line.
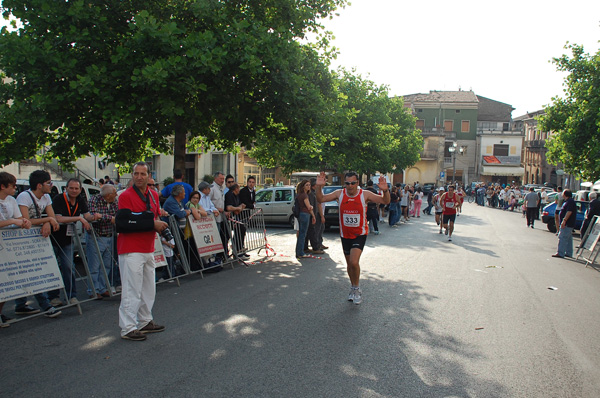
402, 90, 479, 186
513, 110, 557, 186
476, 96, 524, 185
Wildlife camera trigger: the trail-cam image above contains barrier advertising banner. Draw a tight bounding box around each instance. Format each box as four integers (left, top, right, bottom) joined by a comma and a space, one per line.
188, 215, 223, 256
0, 227, 64, 302
153, 233, 168, 267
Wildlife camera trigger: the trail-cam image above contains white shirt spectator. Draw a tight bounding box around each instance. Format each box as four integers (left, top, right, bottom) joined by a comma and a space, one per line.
0, 195, 21, 227
209, 183, 225, 222
16, 189, 52, 219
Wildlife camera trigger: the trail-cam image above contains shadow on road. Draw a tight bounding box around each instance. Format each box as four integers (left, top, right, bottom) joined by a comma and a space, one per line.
1, 244, 506, 397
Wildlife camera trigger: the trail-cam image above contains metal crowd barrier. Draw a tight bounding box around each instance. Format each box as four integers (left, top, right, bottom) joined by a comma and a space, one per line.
224, 208, 268, 259
0, 208, 270, 327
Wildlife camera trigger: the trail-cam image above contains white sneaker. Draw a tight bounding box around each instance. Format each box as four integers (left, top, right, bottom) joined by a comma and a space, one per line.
347, 288, 355, 302
110, 287, 117, 294
448, 236, 452, 242
353, 288, 362, 305
69, 297, 79, 305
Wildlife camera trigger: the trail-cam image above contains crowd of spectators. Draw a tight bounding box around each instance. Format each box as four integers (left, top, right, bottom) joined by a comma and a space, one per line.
0, 168, 260, 330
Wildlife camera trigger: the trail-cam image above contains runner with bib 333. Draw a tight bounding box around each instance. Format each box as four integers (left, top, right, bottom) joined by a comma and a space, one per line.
315, 171, 390, 305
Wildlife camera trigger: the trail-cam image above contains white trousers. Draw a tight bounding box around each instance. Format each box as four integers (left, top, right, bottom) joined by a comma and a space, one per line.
118, 252, 156, 336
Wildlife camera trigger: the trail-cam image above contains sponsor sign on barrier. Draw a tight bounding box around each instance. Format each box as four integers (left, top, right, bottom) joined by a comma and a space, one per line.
188, 215, 223, 256
153, 233, 168, 267
0, 227, 64, 301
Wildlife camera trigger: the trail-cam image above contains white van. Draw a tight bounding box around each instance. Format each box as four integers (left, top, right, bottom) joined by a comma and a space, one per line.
15, 179, 100, 202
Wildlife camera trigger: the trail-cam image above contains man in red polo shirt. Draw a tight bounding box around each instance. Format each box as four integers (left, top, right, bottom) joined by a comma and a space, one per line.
116, 162, 169, 341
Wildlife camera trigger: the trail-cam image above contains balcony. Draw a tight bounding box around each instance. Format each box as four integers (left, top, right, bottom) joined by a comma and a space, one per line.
419, 127, 445, 137
525, 140, 545, 148
420, 150, 438, 160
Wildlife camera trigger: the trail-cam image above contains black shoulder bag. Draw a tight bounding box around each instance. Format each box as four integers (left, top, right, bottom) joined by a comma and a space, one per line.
115, 186, 157, 233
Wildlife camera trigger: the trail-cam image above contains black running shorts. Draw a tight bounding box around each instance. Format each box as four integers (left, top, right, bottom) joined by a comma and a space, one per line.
341, 235, 367, 255
442, 214, 456, 224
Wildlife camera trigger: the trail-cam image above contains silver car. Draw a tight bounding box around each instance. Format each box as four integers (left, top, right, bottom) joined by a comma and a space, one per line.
255, 186, 296, 227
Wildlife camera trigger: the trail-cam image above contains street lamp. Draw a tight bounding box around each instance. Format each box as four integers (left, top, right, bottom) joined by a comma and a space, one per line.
448, 142, 457, 184
448, 142, 465, 185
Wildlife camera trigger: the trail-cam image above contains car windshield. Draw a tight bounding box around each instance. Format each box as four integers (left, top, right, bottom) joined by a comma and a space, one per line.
322, 186, 338, 194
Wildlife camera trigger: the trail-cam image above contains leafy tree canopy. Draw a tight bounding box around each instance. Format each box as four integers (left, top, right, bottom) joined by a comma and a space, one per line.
539, 43, 600, 181
249, 68, 422, 176
0, 0, 346, 170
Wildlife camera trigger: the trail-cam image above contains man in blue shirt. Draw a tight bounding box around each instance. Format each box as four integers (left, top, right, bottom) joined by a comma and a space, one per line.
553, 189, 576, 258
160, 169, 193, 204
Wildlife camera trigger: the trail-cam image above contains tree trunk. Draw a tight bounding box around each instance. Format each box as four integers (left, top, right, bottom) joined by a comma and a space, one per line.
173, 120, 187, 175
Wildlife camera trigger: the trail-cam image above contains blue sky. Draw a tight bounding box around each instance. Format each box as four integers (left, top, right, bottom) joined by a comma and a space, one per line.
317, 0, 600, 117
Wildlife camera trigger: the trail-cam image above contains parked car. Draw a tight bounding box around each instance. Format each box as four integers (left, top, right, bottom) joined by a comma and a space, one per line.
422, 183, 435, 195
254, 186, 296, 227
322, 185, 342, 229
15, 179, 100, 202
541, 200, 588, 233
574, 190, 592, 202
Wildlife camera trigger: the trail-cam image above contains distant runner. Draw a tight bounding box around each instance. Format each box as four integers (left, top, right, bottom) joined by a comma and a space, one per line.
434, 187, 444, 234
440, 185, 461, 241
315, 171, 390, 305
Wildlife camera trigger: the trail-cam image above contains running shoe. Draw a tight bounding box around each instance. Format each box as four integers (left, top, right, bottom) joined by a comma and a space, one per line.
439, 230, 442, 234
347, 288, 355, 302
353, 288, 362, 305
448, 237, 452, 242
444, 229, 448, 235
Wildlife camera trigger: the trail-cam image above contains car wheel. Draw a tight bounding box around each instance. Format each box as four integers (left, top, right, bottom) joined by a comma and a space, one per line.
289, 215, 295, 228
547, 219, 556, 233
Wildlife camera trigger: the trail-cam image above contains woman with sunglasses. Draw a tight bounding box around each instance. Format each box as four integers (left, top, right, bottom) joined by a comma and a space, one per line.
315, 171, 390, 305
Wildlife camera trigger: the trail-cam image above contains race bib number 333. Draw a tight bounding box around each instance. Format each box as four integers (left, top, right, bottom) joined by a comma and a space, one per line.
343, 213, 360, 227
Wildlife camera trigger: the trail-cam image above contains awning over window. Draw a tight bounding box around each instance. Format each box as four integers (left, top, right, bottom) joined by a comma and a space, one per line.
480, 166, 525, 176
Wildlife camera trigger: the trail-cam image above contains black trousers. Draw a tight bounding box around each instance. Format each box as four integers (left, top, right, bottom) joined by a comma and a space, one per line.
526, 207, 538, 226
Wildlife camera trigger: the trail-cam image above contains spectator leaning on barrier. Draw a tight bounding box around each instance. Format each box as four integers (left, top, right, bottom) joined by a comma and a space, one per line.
87, 184, 120, 299
239, 176, 256, 210
225, 183, 248, 259
0, 172, 32, 327
48, 178, 101, 307
15, 170, 62, 318
198, 182, 219, 217
223, 174, 235, 196
185, 190, 208, 220
163, 184, 191, 230
209, 171, 229, 260
115, 161, 168, 341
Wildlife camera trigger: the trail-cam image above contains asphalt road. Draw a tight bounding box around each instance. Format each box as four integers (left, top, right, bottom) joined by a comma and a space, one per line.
2, 203, 600, 397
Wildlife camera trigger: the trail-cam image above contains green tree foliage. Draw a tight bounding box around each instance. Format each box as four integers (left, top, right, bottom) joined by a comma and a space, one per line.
539, 43, 600, 181
0, 0, 346, 171
249, 69, 422, 175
